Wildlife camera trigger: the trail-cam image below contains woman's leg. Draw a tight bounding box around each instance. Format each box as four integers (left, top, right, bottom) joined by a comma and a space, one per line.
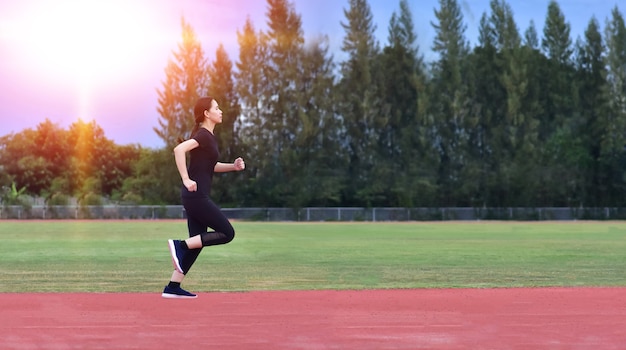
183, 197, 235, 247
162, 205, 205, 298
176, 197, 235, 274
164, 197, 235, 298
179, 213, 205, 274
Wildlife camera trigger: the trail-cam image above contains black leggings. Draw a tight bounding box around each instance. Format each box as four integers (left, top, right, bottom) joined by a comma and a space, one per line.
180, 196, 235, 274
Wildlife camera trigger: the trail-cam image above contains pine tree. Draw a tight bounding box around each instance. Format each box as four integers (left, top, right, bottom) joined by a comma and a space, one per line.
291, 35, 343, 206
478, 13, 495, 47
207, 44, 241, 205
237, 0, 338, 207
489, 0, 521, 51
491, 0, 541, 206
155, 18, 209, 148
537, 0, 581, 206
541, 0, 573, 63
149, 18, 209, 204
602, 6, 626, 205
378, 0, 433, 206
523, 20, 539, 49
234, 18, 272, 200
467, 11, 502, 206
430, 0, 471, 205
338, 0, 383, 206
263, 0, 306, 206
208, 44, 240, 164
575, 17, 609, 206
540, 0, 576, 137
604, 6, 626, 149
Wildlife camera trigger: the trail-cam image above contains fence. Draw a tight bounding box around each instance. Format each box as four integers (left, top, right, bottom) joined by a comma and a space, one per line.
2, 205, 626, 221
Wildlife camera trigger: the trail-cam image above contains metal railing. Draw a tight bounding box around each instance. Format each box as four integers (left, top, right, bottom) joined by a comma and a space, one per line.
2, 205, 626, 221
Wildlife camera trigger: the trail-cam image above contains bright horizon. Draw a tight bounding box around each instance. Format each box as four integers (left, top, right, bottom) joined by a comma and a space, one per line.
0, 0, 620, 148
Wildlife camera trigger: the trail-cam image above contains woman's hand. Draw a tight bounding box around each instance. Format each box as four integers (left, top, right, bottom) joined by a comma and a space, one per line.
234, 157, 245, 171
183, 178, 197, 192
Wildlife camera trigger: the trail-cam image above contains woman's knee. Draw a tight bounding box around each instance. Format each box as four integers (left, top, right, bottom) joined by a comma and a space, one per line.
223, 226, 235, 244
208, 223, 235, 245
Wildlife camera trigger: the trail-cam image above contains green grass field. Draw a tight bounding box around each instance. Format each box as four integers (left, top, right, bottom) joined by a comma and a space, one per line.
0, 221, 625, 292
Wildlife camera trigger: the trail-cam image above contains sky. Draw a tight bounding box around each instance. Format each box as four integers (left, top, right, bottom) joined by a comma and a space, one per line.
0, 0, 621, 148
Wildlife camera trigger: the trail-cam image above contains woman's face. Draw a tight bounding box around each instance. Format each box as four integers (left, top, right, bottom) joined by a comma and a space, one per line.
205, 100, 223, 124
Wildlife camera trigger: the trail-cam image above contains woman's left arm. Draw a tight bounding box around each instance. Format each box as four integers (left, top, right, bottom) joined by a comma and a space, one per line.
215, 157, 245, 173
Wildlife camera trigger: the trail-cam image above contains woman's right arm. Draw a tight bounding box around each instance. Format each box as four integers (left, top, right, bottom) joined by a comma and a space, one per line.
173, 139, 200, 192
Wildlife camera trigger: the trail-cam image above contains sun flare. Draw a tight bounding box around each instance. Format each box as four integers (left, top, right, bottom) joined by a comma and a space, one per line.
5, 0, 163, 91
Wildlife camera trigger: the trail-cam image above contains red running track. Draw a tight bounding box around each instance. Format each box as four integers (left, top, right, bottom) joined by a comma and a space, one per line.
0, 288, 624, 349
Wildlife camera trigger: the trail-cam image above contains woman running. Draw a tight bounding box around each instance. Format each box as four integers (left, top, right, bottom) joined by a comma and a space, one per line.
162, 96, 245, 299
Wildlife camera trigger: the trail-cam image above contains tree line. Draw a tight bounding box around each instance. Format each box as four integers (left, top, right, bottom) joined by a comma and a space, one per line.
1, 0, 625, 209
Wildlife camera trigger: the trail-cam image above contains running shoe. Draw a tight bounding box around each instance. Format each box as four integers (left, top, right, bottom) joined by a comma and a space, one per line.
161, 285, 197, 299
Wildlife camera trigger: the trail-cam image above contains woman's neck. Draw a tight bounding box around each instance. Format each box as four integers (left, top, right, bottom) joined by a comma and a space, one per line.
201, 122, 215, 134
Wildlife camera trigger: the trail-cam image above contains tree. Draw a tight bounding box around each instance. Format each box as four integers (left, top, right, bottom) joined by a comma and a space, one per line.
492, 0, 541, 206
121, 148, 180, 204
488, 0, 521, 51
235, 0, 342, 207
536, 0, 581, 206
208, 44, 240, 163
0, 119, 139, 204
523, 20, 539, 49
430, 0, 471, 205
294, 36, 344, 206
604, 6, 626, 151
1, 182, 27, 206
208, 44, 243, 205
338, 0, 384, 206
262, 0, 307, 206
467, 11, 503, 206
478, 13, 495, 47
602, 6, 626, 205
235, 18, 274, 205
539, 0, 576, 137
105, 143, 142, 200
66, 119, 134, 202
542, 0, 573, 63
378, 0, 434, 206
0, 120, 68, 197
155, 18, 209, 148
148, 18, 210, 204
572, 18, 606, 206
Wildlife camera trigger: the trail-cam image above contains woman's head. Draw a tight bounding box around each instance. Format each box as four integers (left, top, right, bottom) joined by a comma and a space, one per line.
187, 97, 223, 139
193, 97, 215, 125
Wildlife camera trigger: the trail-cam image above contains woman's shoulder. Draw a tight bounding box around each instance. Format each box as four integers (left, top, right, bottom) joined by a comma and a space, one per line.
192, 128, 215, 145
194, 127, 215, 137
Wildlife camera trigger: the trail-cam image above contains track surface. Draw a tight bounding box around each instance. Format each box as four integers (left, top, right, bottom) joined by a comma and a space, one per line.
1, 288, 624, 349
